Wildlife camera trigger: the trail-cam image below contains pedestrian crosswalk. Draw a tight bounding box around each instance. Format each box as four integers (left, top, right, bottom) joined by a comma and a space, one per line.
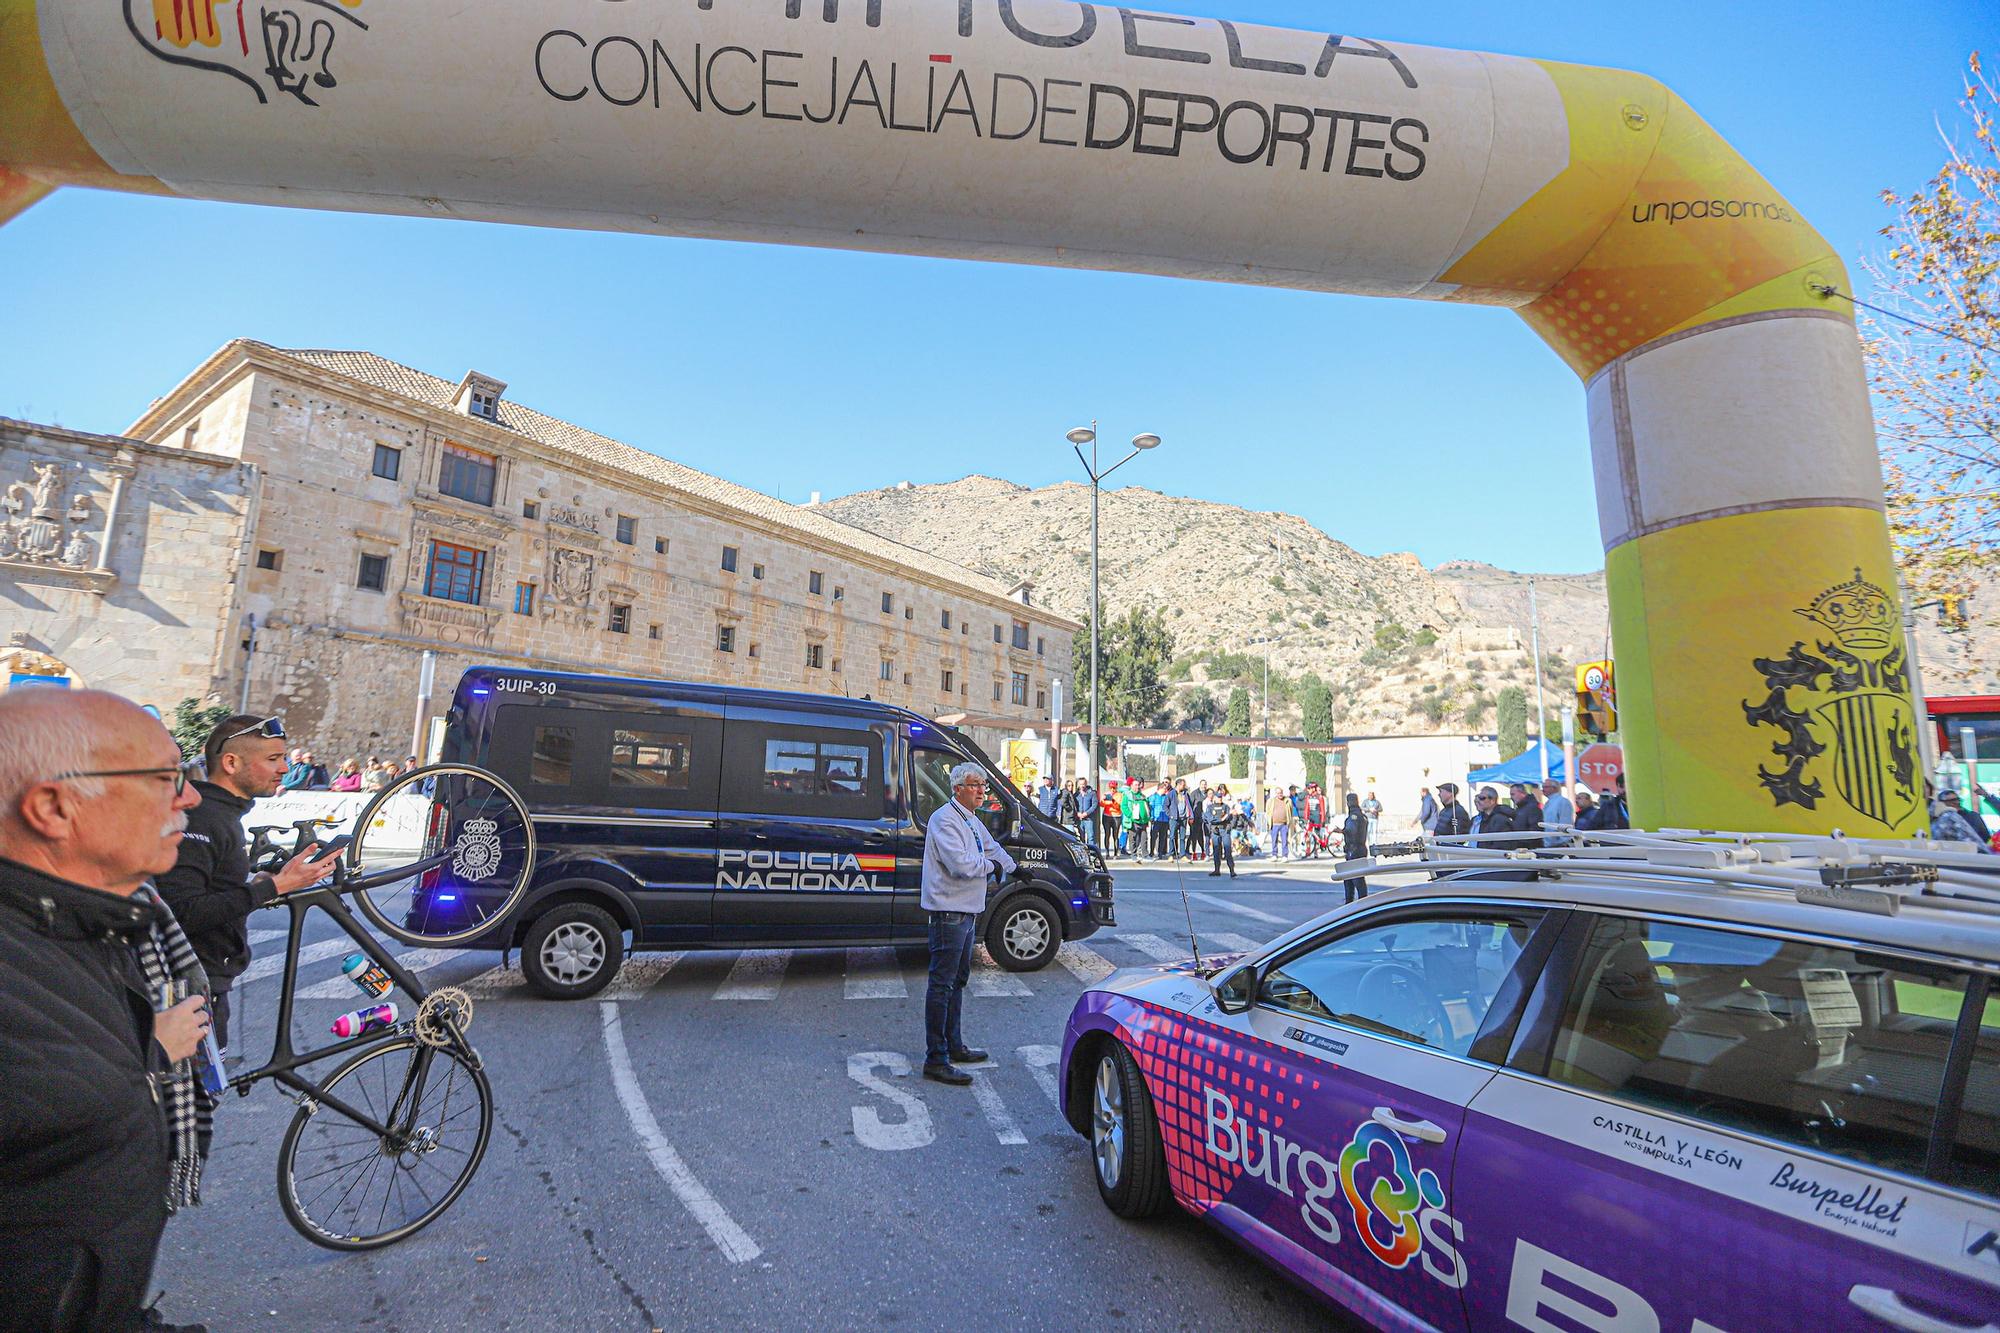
264, 927, 1286, 1006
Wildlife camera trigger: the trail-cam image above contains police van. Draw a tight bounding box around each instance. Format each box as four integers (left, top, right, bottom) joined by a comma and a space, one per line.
437, 666, 1114, 998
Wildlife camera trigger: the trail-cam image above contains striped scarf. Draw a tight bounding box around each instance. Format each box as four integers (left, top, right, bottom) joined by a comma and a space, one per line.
132, 885, 217, 1212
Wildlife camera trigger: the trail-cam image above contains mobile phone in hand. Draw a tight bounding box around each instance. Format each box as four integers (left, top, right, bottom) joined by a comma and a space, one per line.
313, 834, 354, 857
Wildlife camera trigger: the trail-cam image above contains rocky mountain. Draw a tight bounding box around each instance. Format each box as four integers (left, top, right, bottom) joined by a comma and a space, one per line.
816, 477, 2000, 735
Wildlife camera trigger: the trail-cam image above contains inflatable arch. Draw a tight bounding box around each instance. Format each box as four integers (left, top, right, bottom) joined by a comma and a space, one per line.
0, 1, 1918, 835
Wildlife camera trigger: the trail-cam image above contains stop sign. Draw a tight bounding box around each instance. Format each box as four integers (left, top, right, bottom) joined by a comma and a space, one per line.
1576, 744, 1624, 793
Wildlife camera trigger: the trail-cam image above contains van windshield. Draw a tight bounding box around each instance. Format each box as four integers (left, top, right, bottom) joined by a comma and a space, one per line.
938, 725, 1029, 808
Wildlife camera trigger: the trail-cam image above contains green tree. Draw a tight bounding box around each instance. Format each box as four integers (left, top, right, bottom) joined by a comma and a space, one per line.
1225, 685, 1251, 778
1174, 685, 1223, 732
1497, 686, 1528, 761
1299, 672, 1333, 787
1080, 607, 1176, 727
169, 697, 233, 764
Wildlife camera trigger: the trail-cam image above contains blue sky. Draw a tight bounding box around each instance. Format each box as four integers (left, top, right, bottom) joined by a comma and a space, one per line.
0, 1, 1984, 573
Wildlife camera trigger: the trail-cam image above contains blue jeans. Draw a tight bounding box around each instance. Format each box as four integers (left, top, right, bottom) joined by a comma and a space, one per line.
925, 911, 978, 1065
1271, 824, 1290, 858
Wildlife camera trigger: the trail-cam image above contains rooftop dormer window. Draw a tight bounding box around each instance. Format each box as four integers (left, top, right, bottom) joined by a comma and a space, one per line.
453, 371, 509, 422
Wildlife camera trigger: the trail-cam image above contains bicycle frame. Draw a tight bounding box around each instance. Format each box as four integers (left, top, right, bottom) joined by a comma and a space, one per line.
230, 863, 466, 1137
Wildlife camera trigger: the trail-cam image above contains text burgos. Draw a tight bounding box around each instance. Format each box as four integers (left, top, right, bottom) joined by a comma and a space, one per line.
1202, 1086, 1466, 1288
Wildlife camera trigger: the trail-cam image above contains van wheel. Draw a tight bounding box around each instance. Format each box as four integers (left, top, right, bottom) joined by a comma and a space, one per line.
986, 895, 1059, 972
521, 903, 623, 1000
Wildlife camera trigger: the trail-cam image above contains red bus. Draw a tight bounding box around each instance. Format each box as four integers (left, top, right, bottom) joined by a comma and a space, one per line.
1928, 694, 2000, 789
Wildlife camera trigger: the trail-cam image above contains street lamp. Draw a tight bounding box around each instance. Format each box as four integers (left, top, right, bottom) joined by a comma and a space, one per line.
1069, 423, 1161, 786
1247, 634, 1279, 798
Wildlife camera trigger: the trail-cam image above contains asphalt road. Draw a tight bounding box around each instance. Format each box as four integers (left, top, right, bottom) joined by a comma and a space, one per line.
154, 860, 1395, 1331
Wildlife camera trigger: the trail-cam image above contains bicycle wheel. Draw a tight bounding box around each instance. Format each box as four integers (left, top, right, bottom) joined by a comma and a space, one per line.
277, 1035, 492, 1251
348, 763, 535, 946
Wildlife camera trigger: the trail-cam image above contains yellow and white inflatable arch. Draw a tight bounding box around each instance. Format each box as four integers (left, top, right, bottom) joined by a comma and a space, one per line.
0, 0, 1917, 835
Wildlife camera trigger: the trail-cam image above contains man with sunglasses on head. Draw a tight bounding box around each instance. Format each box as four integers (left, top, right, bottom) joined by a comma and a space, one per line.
155, 715, 342, 1060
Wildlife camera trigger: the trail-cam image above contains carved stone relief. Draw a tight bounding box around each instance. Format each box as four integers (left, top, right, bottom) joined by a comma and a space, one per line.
0, 461, 98, 569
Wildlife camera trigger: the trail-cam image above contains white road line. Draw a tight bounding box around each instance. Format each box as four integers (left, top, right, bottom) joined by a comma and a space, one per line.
1017, 1044, 1062, 1109
601, 953, 686, 1001
714, 949, 790, 1001
1207, 931, 1267, 953
1188, 891, 1288, 924
1118, 933, 1193, 963
969, 947, 1032, 997
599, 1004, 762, 1264
236, 938, 353, 986
967, 1067, 1026, 1146
844, 948, 908, 1000
295, 948, 458, 999
247, 928, 288, 946
1055, 943, 1114, 985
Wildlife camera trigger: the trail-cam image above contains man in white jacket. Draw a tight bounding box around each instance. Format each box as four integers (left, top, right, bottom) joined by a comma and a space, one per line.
920, 763, 1019, 1085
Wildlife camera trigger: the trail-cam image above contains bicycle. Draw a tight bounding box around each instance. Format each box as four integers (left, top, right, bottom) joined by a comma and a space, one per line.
232, 763, 535, 1251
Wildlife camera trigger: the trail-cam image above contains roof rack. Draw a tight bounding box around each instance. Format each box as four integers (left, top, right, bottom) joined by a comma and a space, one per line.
1341, 828, 2000, 922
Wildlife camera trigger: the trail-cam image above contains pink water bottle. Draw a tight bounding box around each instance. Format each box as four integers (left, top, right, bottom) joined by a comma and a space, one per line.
330, 1003, 397, 1038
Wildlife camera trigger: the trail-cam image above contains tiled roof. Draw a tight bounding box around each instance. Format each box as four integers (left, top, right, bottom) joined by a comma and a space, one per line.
250, 344, 1057, 616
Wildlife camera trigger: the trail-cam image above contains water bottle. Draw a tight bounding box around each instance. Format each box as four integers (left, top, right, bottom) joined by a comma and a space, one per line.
194, 1026, 228, 1097
341, 953, 393, 1000
329, 1003, 397, 1039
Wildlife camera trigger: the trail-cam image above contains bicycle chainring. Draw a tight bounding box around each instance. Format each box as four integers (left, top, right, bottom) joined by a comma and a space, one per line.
413, 987, 473, 1049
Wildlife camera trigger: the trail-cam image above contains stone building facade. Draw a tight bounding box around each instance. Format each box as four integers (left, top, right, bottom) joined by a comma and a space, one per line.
0, 418, 257, 708
94, 340, 1075, 759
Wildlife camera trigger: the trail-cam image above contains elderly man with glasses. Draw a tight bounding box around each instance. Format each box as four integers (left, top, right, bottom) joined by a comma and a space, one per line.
0, 687, 212, 1331
918, 762, 1023, 1086
155, 715, 342, 1060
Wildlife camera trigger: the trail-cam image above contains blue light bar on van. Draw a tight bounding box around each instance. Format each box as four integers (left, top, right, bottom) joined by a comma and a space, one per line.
910, 722, 925, 734
437, 894, 459, 902
470, 686, 490, 696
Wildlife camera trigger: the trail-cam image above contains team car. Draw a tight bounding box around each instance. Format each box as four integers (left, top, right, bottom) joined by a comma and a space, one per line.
1058, 831, 1999, 1331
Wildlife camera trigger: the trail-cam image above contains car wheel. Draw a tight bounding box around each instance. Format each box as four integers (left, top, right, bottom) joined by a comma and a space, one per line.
986, 895, 1060, 971
521, 902, 623, 999
1092, 1042, 1170, 1219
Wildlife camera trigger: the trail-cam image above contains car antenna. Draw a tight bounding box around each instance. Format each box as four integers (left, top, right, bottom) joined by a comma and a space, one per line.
1174, 791, 1203, 970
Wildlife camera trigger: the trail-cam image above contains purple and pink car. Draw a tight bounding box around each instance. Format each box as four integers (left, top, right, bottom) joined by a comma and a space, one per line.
1059, 843, 1999, 1331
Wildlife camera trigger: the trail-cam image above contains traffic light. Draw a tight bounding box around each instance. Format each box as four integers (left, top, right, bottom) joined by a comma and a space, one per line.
1576, 661, 1616, 738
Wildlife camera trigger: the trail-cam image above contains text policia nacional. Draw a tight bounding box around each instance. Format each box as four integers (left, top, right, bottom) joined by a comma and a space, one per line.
533, 17, 1431, 182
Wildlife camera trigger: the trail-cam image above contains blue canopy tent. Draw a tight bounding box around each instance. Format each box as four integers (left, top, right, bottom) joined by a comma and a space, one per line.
1467, 741, 1566, 786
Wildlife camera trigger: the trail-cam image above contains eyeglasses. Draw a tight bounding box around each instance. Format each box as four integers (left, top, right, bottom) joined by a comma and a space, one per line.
49, 766, 190, 796
222, 716, 287, 746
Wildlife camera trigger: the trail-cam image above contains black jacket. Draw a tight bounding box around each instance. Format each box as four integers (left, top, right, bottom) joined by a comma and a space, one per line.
0, 857, 170, 1332
1342, 812, 1369, 859
153, 780, 278, 983
1511, 796, 1544, 835
1431, 801, 1472, 839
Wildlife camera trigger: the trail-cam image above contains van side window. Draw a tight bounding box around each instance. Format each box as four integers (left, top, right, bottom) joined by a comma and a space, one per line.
1542, 915, 1971, 1182
531, 725, 574, 785
763, 738, 870, 799
611, 729, 693, 791
721, 722, 883, 817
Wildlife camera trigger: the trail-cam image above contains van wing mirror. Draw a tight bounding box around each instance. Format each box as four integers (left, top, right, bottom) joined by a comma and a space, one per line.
1211, 961, 1257, 1015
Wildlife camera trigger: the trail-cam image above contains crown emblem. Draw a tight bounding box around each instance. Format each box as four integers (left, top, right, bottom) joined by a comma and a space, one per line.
463, 817, 498, 837
1794, 568, 1893, 651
